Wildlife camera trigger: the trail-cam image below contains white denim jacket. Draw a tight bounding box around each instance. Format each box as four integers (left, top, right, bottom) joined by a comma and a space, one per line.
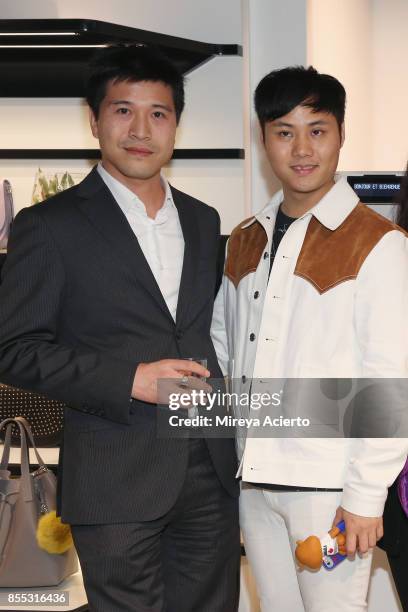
212, 178, 408, 516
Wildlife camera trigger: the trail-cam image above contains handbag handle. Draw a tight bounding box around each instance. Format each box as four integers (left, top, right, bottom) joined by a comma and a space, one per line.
0, 424, 13, 470
0, 416, 47, 468
14, 416, 47, 467
0, 417, 48, 502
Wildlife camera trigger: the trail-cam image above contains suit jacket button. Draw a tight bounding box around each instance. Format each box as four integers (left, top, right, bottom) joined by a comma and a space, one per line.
175, 330, 183, 340
249, 333, 255, 341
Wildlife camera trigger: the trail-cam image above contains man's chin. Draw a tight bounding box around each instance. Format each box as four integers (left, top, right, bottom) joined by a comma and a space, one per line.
290, 183, 321, 195
289, 176, 334, 195
117, 166, 162, 182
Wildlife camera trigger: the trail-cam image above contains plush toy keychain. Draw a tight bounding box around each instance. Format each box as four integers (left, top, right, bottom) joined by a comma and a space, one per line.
295, 520, 347, 570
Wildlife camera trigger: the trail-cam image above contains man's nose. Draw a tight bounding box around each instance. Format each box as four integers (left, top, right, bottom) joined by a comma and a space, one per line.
292, 134, 313, 157
129, 112, 150, 139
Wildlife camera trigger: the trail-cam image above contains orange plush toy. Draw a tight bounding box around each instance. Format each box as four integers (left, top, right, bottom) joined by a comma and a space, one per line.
295, 520, 347, 571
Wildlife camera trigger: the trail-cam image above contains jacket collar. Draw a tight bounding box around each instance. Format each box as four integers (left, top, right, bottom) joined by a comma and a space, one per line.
76, 165, 105, 199
76, 167, 199, 327
242, 177, 360, 232
170, 186, 200, 327
76, 167, 174, 321
309, 177, 360, 230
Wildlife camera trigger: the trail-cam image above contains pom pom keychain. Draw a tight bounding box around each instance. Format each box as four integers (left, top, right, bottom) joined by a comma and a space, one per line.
36, 511, 74, 554
34, 475, 74, 555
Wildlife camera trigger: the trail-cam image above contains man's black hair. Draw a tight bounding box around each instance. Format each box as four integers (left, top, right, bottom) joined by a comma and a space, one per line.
254, 66, 346, 135
86, 44, 185, 123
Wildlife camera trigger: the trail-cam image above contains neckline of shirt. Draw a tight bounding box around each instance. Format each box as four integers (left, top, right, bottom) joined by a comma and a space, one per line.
97, 162, 175, 225
254, 176, 359, 231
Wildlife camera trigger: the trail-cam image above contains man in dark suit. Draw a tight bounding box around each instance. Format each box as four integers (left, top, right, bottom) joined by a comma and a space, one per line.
0, 45, 239, 611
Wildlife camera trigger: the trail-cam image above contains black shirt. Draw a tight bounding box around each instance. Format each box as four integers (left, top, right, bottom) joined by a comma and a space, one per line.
269, 205, 297, 277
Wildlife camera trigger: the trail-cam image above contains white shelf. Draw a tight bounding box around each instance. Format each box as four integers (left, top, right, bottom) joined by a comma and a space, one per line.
5, 446, 59, 466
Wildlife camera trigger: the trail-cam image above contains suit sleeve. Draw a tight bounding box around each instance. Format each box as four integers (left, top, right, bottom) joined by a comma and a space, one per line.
341, 230, 408, 516
0, 207, 137, 425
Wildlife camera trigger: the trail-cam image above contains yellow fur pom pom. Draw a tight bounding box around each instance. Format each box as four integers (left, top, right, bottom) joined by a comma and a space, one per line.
36, 511, 73, 554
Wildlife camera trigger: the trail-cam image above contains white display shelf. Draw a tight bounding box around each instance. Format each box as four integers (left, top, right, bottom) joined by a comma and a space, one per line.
6, 446, 59, 466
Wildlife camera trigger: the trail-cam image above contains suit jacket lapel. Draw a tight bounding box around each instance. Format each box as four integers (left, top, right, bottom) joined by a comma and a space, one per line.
172, 187, 200, 327
76, 167, 174, 322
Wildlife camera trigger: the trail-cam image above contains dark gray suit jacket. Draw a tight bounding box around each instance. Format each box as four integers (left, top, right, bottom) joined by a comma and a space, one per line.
0, 167, 238, 524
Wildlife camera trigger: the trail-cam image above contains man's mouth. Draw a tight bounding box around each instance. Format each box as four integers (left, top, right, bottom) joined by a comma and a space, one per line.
124, 147, 154, 157
291, 165, 318, 176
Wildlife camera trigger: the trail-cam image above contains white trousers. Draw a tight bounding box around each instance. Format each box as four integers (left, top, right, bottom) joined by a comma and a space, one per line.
240, 485, 373, 612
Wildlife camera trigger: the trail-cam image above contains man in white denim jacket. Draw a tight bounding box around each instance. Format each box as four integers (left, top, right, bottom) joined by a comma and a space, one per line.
212, 66, 408, 611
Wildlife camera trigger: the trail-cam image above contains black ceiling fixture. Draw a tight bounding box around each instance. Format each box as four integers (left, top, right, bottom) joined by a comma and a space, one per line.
0, 18, 242, 97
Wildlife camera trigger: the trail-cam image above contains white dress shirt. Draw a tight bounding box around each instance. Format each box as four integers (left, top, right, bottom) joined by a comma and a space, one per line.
97, 163, 184, 321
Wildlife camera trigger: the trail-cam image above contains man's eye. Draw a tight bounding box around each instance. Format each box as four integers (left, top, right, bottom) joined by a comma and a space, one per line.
279, 131, 291, 138
153, 111, 165, 119
312, 129, 323, 136
116, 108, 129, 115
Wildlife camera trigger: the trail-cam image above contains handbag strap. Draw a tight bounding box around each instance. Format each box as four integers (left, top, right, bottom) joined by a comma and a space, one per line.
14, 416, 47, 466
0, 417, 48, 502
0, 416, 47, 467
0, 418, 31, 500
0, 180, 6, 227
0, 180, 13, 232
0, 424, 13, 469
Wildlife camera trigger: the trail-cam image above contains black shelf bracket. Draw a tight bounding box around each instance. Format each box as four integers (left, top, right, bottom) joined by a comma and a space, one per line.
0, 149, 245, 160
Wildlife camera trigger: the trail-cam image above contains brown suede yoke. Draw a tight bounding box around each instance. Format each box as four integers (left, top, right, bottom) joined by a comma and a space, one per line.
294, 203, 404, 294
225, 217, 267, 288
225, 204, 406, 293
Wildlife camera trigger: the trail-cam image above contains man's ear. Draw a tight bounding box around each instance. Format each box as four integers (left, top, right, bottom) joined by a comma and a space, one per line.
89, 107, 99, 139
340, 123, 345, 148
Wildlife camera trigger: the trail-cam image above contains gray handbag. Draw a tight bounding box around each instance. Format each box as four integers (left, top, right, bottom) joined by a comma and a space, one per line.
0, 416, 77, 586
0, 179, 14, 250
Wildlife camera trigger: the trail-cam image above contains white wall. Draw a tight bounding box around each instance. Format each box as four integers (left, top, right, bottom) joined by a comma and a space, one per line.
307, 0, 373, 171
371, 0, 408, 171
0, 58, 243, 151
308, 0, 408, 173
242, 0, 307, 214
0, 0, 244, 233
0, 53, 244, 234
